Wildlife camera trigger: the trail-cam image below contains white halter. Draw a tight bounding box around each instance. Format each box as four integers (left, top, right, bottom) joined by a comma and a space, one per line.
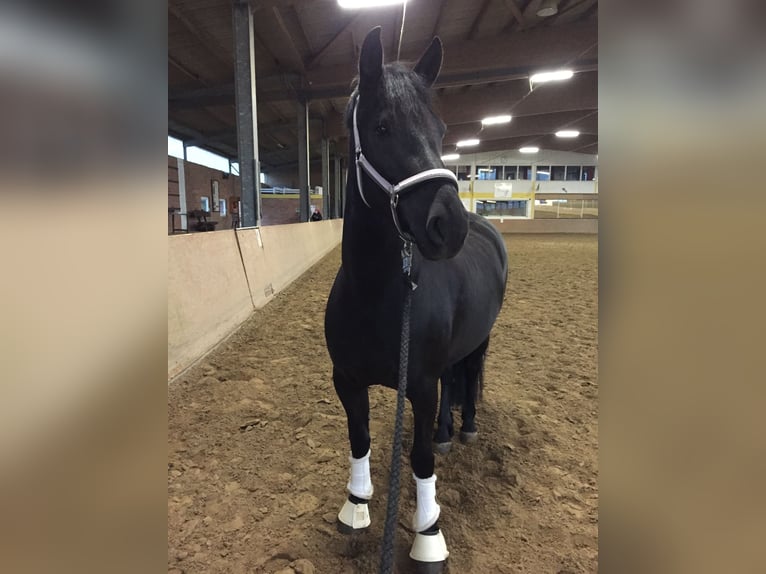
352, 95, 459, 242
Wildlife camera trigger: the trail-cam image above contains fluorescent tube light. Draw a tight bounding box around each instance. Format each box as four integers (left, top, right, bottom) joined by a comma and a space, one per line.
456, 139, 480, 147
481, 114, 512, 126
529, 70, 574, 84
537, 171, 550, 176
441, 153, 460, 161
338, 0, 407, 8
519, 146, 539, 153
555, 130, 580, 138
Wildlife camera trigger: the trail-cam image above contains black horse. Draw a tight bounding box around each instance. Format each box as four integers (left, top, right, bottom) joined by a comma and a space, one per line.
324, 27, 508, 567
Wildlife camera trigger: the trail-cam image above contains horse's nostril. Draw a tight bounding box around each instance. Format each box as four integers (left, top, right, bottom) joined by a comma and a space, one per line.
428, 216, 446, 245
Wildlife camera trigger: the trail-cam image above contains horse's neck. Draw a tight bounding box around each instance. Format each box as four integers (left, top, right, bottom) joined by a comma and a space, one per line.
341, 181, 402, 292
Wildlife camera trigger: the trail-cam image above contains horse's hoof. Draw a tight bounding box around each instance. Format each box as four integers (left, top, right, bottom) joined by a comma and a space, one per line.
459, 430, 479, 444
337, 498, 371, 532
433, 441, 452, 455
336, 519, 368, 535
410, 529, 449, 568
414, 560, 447, 574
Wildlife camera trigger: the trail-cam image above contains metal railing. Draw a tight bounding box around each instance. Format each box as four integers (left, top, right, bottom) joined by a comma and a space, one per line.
533, 198, 598, 219
260, 186, 301, 195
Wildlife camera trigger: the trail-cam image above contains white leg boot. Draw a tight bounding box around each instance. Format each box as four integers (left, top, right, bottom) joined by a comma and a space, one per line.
337, 449, 373, 531
409, 474, 449, 563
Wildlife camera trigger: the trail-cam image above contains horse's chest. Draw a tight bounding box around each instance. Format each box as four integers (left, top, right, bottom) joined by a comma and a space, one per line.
330, 304, 400, 356
326, 285, 450, 383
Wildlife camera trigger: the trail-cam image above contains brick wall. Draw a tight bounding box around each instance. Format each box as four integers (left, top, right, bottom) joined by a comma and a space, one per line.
183, 158, 238, 232
169, 156, 336, 232
262, 197, 300, 226
266, 165, 322, 189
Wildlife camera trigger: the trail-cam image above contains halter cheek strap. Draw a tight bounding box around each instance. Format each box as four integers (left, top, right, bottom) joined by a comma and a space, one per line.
352, 96, 459, 243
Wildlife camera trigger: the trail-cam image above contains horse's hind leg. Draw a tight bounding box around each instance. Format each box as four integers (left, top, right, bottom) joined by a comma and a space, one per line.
460, 337, 489, 444
433, 368, 454, 455
333, 368, 373, 532
408, 379, 449, 566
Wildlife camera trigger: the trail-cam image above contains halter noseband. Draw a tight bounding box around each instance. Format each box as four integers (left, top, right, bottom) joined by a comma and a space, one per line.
352, 95, 459, 243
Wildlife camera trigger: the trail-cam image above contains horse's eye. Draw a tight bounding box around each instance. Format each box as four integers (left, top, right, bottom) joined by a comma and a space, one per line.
375, 123, 388, 136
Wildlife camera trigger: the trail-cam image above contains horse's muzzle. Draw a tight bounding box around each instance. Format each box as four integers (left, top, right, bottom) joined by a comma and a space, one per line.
423, 185, 468, 260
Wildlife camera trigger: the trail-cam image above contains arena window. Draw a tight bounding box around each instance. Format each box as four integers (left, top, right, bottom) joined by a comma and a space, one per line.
581, 166, 596, 181
551, 165, 566, 180
457, 166, 471, 181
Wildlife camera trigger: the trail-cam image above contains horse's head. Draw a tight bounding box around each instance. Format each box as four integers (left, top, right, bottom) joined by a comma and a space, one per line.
348, 27, 468, 261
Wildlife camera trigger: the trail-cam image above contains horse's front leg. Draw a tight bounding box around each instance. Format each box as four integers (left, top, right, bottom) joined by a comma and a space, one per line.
409, 379, 450, 566
433, 368, 454, 454
334, 368, 373, 532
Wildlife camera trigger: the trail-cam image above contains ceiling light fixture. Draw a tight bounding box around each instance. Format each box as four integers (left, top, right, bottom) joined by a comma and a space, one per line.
519, 146, 539, 153
441, 153, 460, 161
456, 139, 480, 147
536, 0, 559, 18
529, 70, 574, 84
337, 0, 407, 8
555, 130, 580, 138
481, 114, 512, 126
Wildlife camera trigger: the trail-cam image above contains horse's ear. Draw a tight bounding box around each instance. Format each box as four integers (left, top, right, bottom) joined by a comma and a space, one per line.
413, 37, 443, 88
359, 27, 383, 93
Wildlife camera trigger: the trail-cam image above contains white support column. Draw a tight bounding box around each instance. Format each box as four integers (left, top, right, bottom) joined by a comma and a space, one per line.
321, 137, 330, 218
178, 158, 187, 231
297, 100, 310, 222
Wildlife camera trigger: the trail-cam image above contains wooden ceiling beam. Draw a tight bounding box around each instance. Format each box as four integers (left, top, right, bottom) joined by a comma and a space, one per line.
501, 0, 526, 30
431, 0, 448, 39
169, 56, 207, 85
290, 3, 314, 54
551, 0, 597, 26
443, 111, 598, 145
168, 5, 230, 67
468, 0, 493, 41
170, 69, 597, 132
301, 21, 597, 96
520, 0, 545, 28
305, 14, 360, 69
270, 6, 307, 71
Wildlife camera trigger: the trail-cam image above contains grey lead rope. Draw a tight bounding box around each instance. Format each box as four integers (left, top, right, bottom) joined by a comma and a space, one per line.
379, 269, 413, 574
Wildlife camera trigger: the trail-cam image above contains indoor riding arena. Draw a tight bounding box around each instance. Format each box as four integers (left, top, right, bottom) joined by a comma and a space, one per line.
168, 1, 598, 573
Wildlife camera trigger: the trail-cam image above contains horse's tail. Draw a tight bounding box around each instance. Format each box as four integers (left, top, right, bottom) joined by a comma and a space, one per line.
449, 337, 490, 409
476, 342, 486, 402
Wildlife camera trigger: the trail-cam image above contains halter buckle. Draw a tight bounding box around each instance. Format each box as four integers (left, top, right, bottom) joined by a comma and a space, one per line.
401, 240, 417, 291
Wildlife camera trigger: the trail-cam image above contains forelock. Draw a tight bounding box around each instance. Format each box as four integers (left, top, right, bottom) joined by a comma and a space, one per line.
382, 62, 433, 115
345, 62, 433, 129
